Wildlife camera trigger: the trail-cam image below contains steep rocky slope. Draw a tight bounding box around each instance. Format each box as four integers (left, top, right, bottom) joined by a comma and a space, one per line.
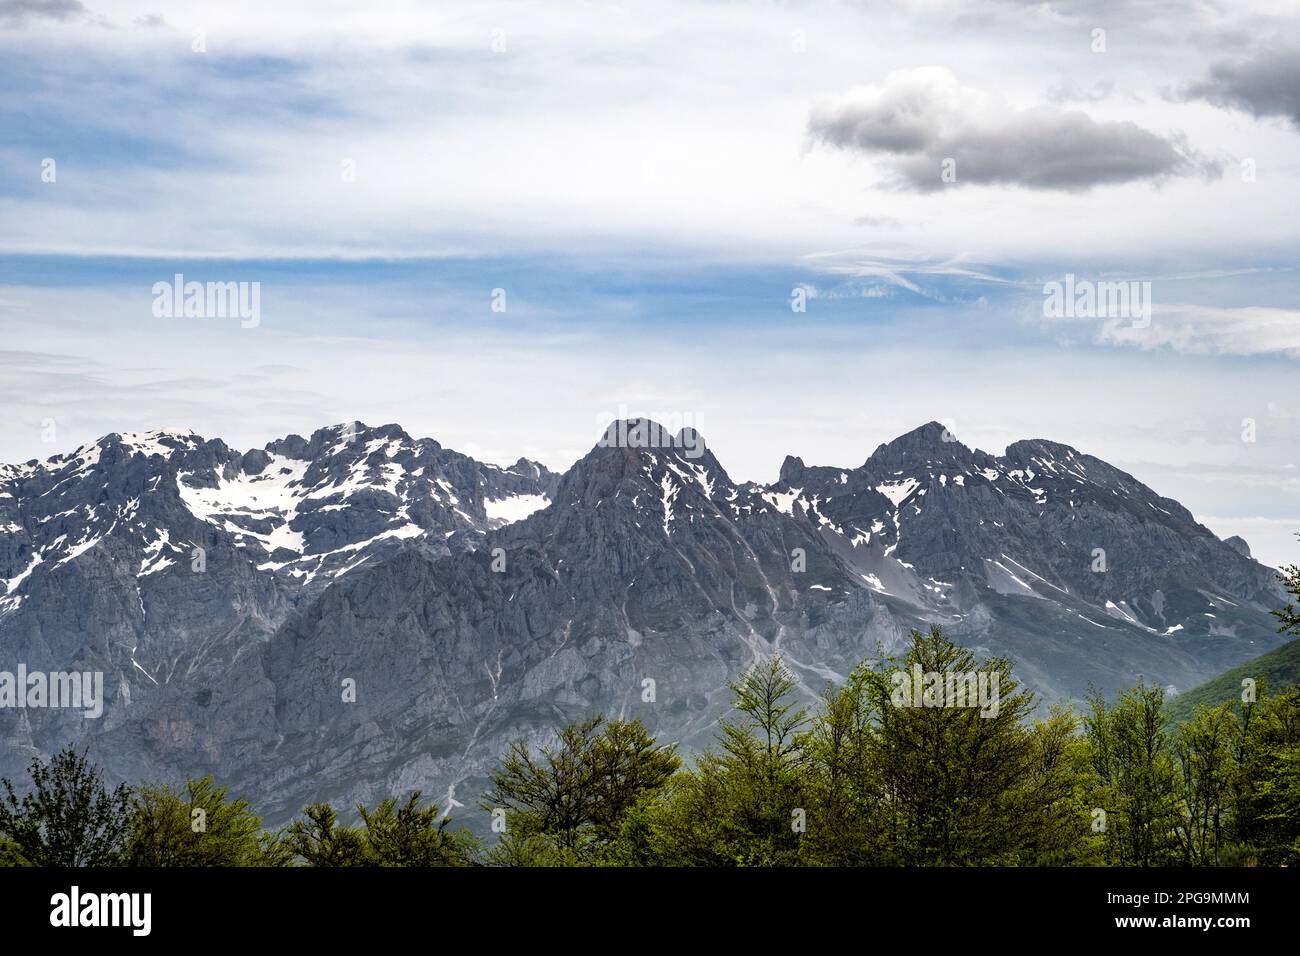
0, 419, 1286, 827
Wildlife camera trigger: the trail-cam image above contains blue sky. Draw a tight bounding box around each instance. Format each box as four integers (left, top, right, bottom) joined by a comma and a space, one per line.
1, 0, 1298, 565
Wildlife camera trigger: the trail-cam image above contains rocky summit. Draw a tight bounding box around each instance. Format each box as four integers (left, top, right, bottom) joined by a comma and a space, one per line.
0, 420, 1286, 825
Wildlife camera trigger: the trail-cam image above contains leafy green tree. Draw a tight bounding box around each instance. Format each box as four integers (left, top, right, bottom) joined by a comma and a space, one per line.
126, 776, 283, 866
0, 838, 30, 867
1084, 681, 1182, 865
483, 715, 678, 861
799, 664, 885, 865
1173, 703, 1237, 865
634, 763, 738, 866
648, 656, 809, 866
799, 630, 1080, 866
585, 718, 682, 842
654, 632, 1078, 867
0, 746, 131, 866
254, 829, 295, 867
288, 792, 479, 866
487, 830, 585, 867
1232, 689, 1300, 864
862, 628, 1038, 864
286, 803, 369, 866
597, 789, 669, 867
1008, 708, 1099, 865
359, 792, 479, 866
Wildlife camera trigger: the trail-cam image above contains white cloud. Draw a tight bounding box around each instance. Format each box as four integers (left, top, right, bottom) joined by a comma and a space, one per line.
4, 279, 1298, 549
3, 0, 1299, 559
1099, 304, 1300, 357
0, 0, 1296, 264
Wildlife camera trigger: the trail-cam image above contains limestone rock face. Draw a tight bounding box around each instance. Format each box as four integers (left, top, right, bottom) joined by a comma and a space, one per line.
0, 423, 556, 794
0, 420, 1285, 828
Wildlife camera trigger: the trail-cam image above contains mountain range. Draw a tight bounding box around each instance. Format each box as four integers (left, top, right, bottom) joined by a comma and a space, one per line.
0, 420, 1287, 826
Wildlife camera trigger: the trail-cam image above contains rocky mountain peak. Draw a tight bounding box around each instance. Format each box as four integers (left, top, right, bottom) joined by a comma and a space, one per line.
594, 418, 707, 457
556, 419, 729, 510
0, 417, 1290, 828
864, 420, 971, 471
778, 454, 806, 485
106, 428, 202, 457
1225, 535, 1252, 558
1001, 437, 1099, 478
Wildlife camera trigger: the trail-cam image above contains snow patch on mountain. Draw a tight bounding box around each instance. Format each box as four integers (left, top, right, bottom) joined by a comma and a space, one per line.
875, 478, 920, 506
485, 493, 549, 526
178, 456, 310, 553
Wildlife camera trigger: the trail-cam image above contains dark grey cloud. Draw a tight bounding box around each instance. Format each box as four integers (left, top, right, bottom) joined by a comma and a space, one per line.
1185, 45, 1300, 127
0, 0, 86, 24
810, 68, 1220, 192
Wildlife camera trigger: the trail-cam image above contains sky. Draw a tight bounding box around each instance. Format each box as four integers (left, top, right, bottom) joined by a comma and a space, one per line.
0, 0, 1298, 565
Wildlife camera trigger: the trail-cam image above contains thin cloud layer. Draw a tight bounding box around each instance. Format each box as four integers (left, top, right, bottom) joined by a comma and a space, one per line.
1, 0, 1297, 566
0, 0, 86, 24
1099, 304, 1300, 358
809, 67, 1220, 192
